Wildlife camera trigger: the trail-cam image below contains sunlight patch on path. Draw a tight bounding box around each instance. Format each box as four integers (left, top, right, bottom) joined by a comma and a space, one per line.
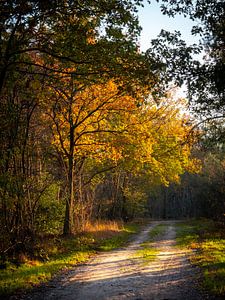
25, 221, 205, 300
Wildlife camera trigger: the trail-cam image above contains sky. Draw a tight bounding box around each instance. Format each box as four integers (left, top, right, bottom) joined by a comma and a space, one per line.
138, 0, 200, 51
137, 0, 202, 100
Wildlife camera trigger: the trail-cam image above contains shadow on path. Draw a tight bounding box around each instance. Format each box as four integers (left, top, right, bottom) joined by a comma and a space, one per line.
22, 221, 215, 300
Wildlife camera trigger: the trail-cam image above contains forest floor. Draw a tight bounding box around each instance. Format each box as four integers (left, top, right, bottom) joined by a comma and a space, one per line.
18, 220, 220, 300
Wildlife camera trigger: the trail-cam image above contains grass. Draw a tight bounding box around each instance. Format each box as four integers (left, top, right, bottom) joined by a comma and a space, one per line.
0, 250, 92, 297
95, 223, 140, 251
0, 221, 141, 297
135, 246, 158, 263
0, 237, 93, 297
175, 219, 225, 296
135, 223, 167, 264
148, 224, 167, 241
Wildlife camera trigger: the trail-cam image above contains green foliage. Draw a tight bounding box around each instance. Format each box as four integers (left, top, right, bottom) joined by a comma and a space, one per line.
124, 188, 148, 219
36, 183, 65, 234
153, 0, 225, 115
149, 142, 225, 220
0, 0, 201, 242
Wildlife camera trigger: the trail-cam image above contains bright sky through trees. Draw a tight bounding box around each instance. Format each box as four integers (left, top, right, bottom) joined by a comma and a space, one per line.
138, 0, 200, 51
137, 1, 202, 99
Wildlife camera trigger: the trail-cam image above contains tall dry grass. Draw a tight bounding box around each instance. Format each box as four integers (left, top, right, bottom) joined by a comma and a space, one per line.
83, 220, 124, 239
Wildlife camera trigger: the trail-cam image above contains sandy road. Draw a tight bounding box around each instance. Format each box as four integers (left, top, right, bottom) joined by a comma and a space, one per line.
23, 221, 208, 300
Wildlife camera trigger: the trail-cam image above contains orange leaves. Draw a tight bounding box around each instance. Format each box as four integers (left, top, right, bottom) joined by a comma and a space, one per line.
44, 75, 200, 186
44, 79, 138, 162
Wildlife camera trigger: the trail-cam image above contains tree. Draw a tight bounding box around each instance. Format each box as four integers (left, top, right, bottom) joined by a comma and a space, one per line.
93, 94, 201, 221
149, 147, 225, 221
0, 0, 157, 95
45, 76, 148, 234
0, 1, 202, 251
0, 0, 158, 239
151, 0, 225, 116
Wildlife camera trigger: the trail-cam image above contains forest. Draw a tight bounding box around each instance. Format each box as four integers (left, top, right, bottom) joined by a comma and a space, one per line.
0, 0, 225, 298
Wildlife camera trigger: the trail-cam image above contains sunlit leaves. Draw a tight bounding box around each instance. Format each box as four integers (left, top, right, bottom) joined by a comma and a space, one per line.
46, 74, 199, 186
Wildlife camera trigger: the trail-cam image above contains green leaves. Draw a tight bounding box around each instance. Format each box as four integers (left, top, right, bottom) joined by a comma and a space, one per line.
153, 0, 225, 116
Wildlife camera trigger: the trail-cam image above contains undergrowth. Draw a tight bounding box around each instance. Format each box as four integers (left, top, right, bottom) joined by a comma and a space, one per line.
0, 221, 141, 297
175, 219, 225, 296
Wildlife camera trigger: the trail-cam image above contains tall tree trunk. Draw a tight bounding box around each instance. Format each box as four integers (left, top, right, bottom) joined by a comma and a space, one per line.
63, 154, 74, 235
63, 110, 75, 235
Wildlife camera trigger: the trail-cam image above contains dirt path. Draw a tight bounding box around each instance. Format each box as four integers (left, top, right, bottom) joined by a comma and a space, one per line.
23, 221, 208, 300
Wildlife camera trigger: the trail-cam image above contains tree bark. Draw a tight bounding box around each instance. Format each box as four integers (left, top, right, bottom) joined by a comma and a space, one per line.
63, 154, 74, 235
63, 103, 75, 235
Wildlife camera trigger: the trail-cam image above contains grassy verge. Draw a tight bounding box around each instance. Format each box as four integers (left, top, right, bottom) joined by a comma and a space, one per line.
175, 219, 225, 296
135, 224, 167, 264
0, 221, 141, 297
96, 223, 141, 251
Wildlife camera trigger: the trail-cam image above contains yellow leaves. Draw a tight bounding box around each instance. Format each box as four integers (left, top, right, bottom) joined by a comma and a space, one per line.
185, 158, 202, 174
44, 76, 200, 185
118, 94, 200, 185
46, 79, 139, 162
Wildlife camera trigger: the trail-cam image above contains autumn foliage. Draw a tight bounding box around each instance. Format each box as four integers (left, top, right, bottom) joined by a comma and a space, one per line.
0, 0, 200, 255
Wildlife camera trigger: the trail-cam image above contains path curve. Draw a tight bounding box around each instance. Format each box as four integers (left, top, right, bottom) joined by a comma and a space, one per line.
23, 221, 208, 300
